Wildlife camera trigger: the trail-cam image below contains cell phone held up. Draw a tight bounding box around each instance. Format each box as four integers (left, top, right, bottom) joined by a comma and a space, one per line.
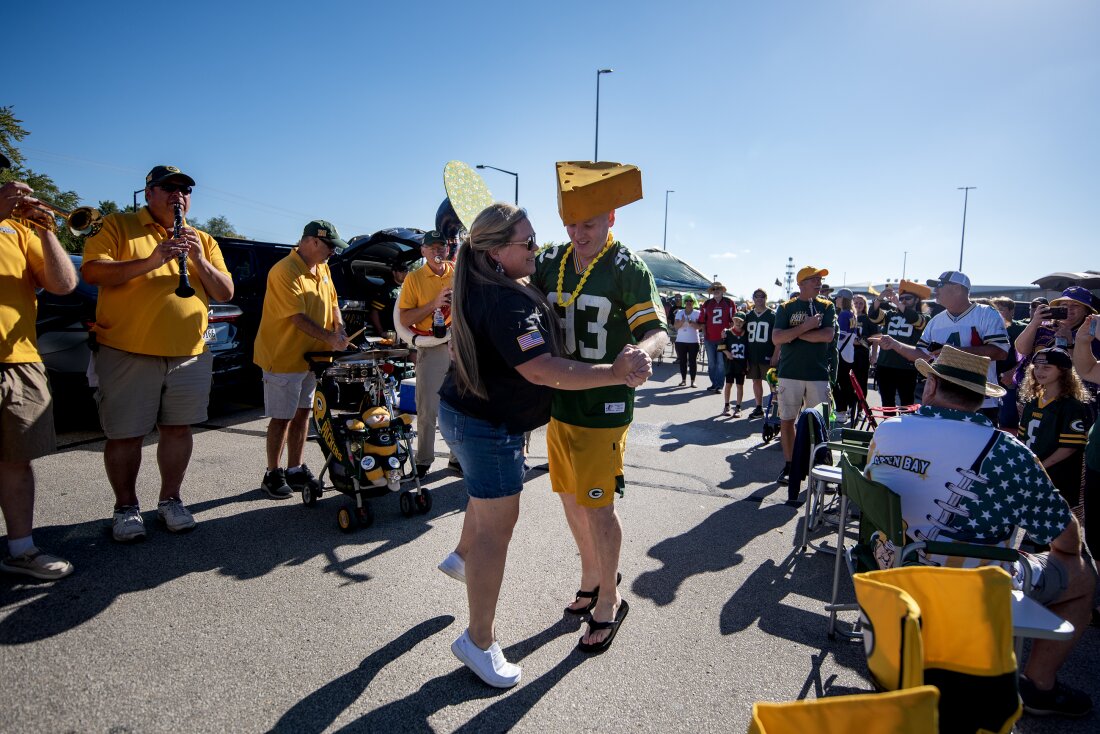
1091, 317, 1098, 337
1048, 306, 1068, 321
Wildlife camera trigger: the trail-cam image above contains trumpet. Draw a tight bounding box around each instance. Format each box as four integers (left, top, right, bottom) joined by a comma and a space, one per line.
17, 198, 103, 237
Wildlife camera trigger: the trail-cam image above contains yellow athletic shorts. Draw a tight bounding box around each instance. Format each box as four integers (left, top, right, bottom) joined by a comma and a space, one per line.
546, 418, 628, 508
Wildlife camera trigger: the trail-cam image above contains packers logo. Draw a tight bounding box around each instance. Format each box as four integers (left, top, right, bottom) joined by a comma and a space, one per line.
588, 488, 604, 500
1071, 419, 1085, 432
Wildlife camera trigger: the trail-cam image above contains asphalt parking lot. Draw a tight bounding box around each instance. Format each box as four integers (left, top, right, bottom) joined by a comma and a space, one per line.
2, 360, 1097, 733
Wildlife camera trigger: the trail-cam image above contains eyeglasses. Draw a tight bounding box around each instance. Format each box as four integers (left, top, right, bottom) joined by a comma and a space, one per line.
899, 294, 918, 302
505, 234, 538, 252
156, 183, 193, 195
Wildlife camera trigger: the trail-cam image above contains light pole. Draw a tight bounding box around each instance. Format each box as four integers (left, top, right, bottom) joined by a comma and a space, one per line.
595, 68, 613, 160
662, 189, 675, 250
957, 186, 975, 271
475, 165, 518, 205
902, 251, 908, 281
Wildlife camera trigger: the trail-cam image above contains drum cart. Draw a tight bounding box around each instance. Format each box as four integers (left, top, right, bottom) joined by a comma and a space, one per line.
305, 347, 431, 532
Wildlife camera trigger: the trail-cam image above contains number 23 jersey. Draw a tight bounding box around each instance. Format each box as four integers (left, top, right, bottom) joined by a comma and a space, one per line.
533, 240, 666, 428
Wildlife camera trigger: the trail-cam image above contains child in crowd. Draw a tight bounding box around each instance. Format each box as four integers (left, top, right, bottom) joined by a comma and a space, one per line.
1018, 347, 1094, 509
719, 314, 748, 416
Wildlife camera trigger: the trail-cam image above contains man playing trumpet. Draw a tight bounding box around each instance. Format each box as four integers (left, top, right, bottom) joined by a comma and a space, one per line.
0, 152, 80, 579
82, 165, 233, 542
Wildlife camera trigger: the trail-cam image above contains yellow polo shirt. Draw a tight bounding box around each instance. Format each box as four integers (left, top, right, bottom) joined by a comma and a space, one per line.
397, 261, 454, 334
83, 207, 228, 357
0, 218, 46, 363
252, 250, 339, 373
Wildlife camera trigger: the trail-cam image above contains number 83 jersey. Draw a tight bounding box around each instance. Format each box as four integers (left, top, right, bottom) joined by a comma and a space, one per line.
533, 240, 666, 428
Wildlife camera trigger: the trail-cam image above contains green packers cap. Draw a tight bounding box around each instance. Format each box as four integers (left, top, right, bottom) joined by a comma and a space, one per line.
303, 220, 348, 250
146, 165, 196, 187
421, 230, 447, 247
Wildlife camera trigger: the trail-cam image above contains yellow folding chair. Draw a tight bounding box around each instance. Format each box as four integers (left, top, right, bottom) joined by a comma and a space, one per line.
748, 685, 939, 733
854, 566, 1021, 734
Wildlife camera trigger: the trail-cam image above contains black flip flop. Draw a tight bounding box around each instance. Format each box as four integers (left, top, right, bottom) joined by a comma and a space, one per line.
564, 572, 623, 615
578, 598, 629, 655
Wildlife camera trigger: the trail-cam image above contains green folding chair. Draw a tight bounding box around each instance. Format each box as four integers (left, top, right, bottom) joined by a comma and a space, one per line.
825, 456, 1023, 639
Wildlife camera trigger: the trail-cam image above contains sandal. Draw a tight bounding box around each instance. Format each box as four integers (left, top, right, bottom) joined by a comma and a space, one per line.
721, 402, 730, 416
578, 599, 629, 654
564, 571, 622, 615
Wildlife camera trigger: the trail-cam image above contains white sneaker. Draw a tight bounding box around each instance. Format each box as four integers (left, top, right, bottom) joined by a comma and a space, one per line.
451, 629, 521, 688
0, 548, 74, 580
157, 498, 196, 533
438, 552, 466, 583
112, 505, 146, 542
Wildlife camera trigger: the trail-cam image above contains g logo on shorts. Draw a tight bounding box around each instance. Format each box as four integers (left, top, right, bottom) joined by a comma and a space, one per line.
588, 488, 604, 500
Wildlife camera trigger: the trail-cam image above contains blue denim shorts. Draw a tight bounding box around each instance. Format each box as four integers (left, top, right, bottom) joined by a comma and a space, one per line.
438, 400, 527, 499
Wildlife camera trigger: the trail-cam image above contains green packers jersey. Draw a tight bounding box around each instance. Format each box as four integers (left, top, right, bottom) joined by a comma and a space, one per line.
868, 303, 928, 371
774, 296, 836, 381
532, 240, 666, 428
743, 309, 776, 364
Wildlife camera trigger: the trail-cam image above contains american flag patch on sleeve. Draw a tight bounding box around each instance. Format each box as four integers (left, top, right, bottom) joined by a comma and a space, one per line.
516, 330, 546, 352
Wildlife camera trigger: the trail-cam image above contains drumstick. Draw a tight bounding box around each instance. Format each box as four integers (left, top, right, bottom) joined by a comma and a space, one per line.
345, 326, 367, 343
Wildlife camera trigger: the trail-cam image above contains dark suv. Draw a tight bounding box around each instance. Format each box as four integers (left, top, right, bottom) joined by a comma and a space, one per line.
36, 254, 249, 420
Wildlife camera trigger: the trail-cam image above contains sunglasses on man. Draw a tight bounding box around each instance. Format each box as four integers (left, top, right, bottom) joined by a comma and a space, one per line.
157, 183, 193, 195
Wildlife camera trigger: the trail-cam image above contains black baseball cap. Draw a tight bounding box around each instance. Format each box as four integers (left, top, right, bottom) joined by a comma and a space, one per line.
146, 165, 196, 187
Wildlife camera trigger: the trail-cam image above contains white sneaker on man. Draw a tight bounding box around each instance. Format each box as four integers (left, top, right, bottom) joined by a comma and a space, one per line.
437, 552, 466, 583
112, 505, 146, 543
157, 498, 196, 533
451, 629, 522, 688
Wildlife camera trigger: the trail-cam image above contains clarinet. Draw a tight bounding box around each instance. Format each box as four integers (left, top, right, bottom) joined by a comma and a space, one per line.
173, 203, 195, 298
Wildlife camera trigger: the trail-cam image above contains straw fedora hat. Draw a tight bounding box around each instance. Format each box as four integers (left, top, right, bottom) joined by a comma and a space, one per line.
915, 345, 1006, 398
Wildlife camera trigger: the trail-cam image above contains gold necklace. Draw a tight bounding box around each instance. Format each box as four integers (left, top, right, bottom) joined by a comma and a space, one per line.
555, 233, 614, 309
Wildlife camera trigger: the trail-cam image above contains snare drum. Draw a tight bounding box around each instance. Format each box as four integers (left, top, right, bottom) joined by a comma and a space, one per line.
326, 357, 378, 383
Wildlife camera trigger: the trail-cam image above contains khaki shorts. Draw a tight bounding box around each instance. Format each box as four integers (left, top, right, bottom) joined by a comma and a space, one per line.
95, 345, 213, 439
0, 362, 55, 462
777, 378, 831, 421
262, 370, 317, 420
546, 418, 628, 508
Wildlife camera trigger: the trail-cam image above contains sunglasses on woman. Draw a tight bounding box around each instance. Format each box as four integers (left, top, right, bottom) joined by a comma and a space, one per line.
505, 234, 538, 251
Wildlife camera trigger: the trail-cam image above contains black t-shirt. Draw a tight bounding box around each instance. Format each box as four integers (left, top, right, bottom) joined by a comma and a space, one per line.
439, 283, 555, 434
367, 280, 401, 332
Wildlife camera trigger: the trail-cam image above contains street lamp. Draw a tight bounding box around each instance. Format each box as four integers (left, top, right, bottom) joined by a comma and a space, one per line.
902, 251, 908, 281
475, 165, 518, 205
595, 68, 613, 161
957, 186, 975, 271
662, 189, 675, 250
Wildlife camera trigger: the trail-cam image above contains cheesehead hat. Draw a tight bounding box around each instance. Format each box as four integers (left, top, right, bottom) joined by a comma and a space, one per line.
556, 161, 643, 225
898, 280, 932, 300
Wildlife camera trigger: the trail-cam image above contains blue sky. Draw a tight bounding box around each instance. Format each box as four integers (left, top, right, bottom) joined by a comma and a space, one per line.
8, 1, 1098, 297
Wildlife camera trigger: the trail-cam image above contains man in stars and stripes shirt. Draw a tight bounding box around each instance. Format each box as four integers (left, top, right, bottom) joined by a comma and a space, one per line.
866, 346, 1096, 716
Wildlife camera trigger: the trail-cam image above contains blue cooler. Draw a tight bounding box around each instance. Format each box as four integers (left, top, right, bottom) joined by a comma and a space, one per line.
399, 378, 416, 414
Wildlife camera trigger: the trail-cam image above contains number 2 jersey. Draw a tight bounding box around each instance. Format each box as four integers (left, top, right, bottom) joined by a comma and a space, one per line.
532, 240, 666, 428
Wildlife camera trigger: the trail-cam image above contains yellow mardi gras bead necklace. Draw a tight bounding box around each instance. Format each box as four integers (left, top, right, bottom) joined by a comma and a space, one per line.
555, 232, 615, 309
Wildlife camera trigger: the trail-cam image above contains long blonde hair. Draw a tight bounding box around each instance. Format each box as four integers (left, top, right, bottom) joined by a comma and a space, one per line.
450, 203, 563, 399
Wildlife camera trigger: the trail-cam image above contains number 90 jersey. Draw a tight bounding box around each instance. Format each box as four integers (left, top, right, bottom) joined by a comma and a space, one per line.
533, 241, 666, 428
